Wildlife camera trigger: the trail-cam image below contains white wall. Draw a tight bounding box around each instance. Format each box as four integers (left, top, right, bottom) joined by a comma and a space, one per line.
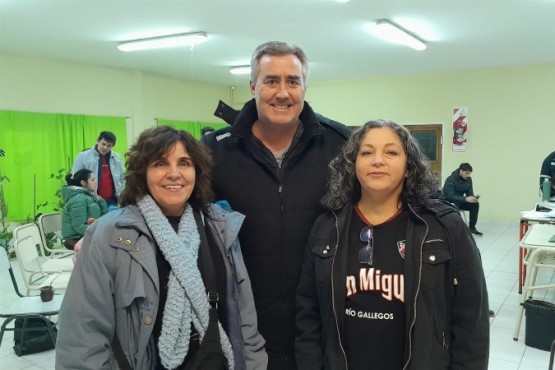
235, 64, 555, 221
0, 54, 229, 145
2, 53, 554, 221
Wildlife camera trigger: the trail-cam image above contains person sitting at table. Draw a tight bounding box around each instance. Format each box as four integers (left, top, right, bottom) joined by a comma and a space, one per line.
443, 162, 483, 236
539, 150, 555, 199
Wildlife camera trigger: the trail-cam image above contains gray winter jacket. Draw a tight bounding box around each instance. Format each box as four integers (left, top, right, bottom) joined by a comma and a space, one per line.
55, 204, 267, 370
71, 145, 125, 197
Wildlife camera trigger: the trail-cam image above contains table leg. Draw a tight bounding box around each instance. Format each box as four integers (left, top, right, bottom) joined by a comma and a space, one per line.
519, 221, 530, 294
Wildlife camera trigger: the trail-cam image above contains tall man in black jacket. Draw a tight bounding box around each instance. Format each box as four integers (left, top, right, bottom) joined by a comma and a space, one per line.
203, 41, 350, 370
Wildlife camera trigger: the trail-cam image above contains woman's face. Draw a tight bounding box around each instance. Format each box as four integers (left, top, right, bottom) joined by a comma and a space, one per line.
83, 174, 97, 193
355, 127, 407, 201
146, 141, 196, 216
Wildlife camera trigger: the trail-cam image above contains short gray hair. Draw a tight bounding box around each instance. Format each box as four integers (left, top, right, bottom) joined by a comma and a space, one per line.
250, 41, 309, 87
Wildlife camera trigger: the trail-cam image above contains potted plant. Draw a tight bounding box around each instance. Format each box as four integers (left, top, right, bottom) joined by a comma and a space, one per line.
0, 169, 12, 250
36, 168, 67, 214
36, 168, 67, 253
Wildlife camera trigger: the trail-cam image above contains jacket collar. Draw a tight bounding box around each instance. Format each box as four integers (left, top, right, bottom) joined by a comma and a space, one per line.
330, 206, 353, 339
204, 203, 245, 253
113, 204, 152, 236
93, 144, 111, 159
108, 205, 159, 290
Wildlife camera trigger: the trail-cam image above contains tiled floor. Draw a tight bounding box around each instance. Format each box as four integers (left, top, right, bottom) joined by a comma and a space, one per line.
0, 221, 554, 369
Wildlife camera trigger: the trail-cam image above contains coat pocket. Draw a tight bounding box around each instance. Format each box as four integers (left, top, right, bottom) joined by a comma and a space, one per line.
421, 240, 451, 290
312, 244, 336, 284
114, 262, 147, 309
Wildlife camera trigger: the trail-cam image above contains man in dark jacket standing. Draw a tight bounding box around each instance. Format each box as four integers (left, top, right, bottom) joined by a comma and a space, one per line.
443, 162, 483, 236
203, 41, 350, 370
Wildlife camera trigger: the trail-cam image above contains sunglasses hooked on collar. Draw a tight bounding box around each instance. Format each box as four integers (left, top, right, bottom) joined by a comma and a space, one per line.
359, 226, 374, 265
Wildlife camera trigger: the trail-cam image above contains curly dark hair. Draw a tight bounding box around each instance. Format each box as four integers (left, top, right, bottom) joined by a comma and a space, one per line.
119, 126, 214, 212
322, 119, 437, 210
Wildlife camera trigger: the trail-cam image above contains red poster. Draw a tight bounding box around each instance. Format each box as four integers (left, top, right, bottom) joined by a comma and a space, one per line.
452, 107, 468, 152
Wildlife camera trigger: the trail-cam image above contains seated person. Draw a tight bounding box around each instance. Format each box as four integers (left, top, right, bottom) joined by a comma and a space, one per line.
443, 162, 483, 236
61, 169, 108, 249
540, 150, 555, 199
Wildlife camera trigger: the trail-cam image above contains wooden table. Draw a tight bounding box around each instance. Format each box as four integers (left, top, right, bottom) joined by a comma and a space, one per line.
518, 216, 555, 293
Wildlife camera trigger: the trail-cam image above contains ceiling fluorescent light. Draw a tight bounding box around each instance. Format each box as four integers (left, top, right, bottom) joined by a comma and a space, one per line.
370, 19, 427, 51
117, 32, 208, 52
229, 65, 251, 75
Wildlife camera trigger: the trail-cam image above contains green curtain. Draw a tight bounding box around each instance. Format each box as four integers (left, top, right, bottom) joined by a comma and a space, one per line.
156, 119, 228, 139
0, 110, 126, 221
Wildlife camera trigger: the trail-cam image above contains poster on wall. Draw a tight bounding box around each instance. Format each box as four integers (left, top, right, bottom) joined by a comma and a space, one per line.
452, 107, 468, 152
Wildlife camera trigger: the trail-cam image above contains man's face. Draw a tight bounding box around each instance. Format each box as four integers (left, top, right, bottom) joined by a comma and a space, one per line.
250, 54, 306, 127
459, 169, 472, 179
96, 139, 114, 156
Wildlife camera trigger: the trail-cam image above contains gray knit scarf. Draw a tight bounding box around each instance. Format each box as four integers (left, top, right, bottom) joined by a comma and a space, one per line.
137, 195, 234, 370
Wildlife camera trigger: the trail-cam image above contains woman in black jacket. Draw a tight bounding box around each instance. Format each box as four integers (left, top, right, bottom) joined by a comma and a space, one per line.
295, 119, 489, 370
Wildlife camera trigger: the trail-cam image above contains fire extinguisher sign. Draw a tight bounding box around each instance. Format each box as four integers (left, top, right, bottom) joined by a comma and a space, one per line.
452, 107, 468, 152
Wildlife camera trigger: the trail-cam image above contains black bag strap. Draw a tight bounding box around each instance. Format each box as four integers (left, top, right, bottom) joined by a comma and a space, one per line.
193, 210, 219, 310
111, 211, 219, 370
112, 333, 133, 370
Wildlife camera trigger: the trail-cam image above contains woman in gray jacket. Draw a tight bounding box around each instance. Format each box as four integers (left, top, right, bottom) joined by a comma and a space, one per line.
56, 126, 267, 370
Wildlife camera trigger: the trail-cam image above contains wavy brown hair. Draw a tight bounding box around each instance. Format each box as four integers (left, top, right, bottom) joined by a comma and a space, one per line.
322, 119, 437, 210
119, 126, 214, 212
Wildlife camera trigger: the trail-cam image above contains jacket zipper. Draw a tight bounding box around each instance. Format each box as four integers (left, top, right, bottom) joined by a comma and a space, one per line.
330, 211, 348, 369
402, 205, 429, 370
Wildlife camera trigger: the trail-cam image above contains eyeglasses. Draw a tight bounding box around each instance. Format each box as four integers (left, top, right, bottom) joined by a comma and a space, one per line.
359, 226, 374, 265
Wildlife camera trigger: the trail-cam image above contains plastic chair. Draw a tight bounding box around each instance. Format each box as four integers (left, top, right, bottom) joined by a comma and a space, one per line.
460, 209, 469, 224
448, 202, 469, 224
37, 213, 74, 258
0, 247, 63, 355
13, 223, 73, 273
14, 236, 72, 295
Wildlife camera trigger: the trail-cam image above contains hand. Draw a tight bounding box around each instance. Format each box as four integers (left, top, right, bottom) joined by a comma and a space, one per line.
72, 237, 84, 263
466, 196, 479, 203
87, 217, 96, 225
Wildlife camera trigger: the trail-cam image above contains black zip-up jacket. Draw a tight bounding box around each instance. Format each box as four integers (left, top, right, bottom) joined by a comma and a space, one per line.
443, 169, 474, 208
295, 200, 490, 370
203, 99, 350, 369
540, 151, 555, 197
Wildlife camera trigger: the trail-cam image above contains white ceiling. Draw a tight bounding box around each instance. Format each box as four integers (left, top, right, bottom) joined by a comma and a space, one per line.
1, 0, 554, 87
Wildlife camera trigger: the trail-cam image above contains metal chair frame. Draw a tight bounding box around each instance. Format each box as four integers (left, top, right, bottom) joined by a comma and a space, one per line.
13, 235, 72, 295
513, 246, 555, 341
0, 247, 63, 356
13, 223, 73, 272
37, 213, 74, 258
